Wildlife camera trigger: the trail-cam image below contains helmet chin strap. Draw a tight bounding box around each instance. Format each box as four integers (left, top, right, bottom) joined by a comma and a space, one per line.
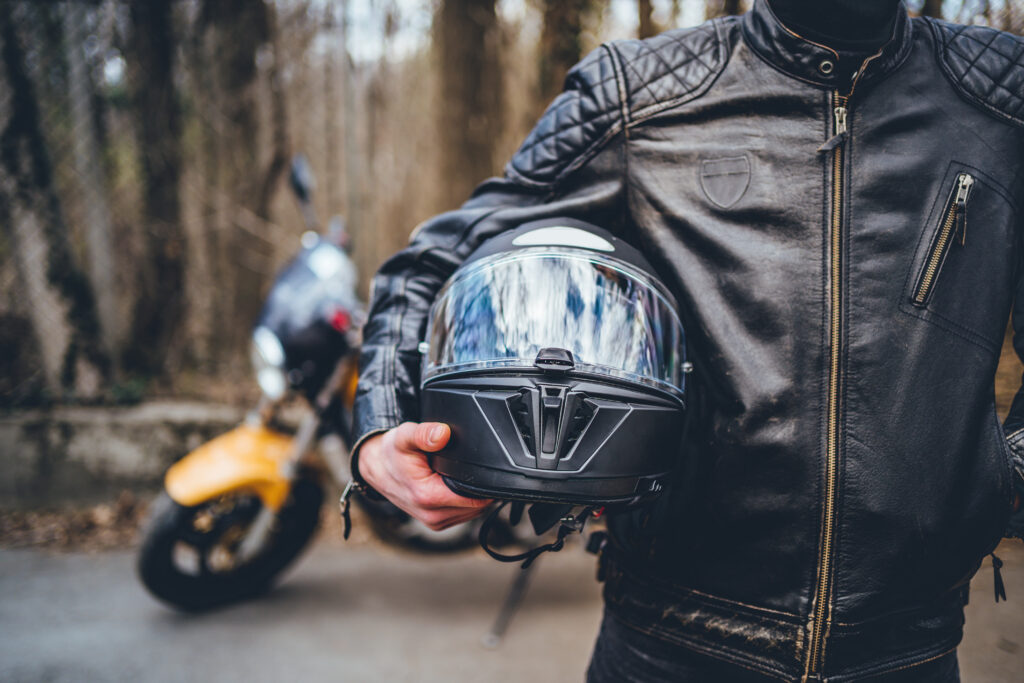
478, 501, 600, 569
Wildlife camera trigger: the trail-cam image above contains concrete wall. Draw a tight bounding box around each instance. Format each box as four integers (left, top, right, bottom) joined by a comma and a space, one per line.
0, 402, 245, 507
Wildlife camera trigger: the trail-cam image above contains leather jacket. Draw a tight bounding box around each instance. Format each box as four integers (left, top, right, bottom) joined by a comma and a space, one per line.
353, 1, 1024, 679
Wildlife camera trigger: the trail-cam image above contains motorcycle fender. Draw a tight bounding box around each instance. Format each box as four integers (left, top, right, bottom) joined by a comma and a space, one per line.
165, 424, 295, 511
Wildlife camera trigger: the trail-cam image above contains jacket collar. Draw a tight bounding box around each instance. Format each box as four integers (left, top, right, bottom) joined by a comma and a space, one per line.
741, 0, 913, 92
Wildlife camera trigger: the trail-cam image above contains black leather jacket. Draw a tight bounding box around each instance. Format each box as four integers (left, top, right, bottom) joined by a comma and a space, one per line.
353, 1, 1024, 679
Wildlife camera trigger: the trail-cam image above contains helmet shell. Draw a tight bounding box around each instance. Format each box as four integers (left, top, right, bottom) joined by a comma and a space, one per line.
420, 218, 687, 506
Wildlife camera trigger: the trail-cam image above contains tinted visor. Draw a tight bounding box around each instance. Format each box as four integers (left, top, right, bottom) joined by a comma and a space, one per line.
423, 248, 686, 398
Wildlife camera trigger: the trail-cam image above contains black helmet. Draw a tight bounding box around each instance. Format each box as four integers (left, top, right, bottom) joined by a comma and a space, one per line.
419, 218, 689, 512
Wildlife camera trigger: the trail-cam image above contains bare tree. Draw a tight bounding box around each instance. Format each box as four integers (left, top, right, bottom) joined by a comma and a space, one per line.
706, 0, 744, 20
0, 1, 107, 398
539, 0, 604, 108
339, 0, 362, 238
125, 0, 185, 376
259, 1, 289, 221
63, 2, 119, 361
195, 0, 280, 357
639, 0, 659, 38
435, 0, 504, 209
920, 0, 943, 18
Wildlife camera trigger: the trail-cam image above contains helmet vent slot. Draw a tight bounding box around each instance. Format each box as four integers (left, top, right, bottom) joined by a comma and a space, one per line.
509, 391, 536, 455
563, 399, 595, 454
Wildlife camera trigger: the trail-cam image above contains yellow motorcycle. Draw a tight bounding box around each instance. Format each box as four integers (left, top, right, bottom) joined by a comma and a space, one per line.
137, 158, 477, 611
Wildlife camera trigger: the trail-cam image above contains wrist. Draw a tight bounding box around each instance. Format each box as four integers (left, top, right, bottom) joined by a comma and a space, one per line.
349, 429, 388, 501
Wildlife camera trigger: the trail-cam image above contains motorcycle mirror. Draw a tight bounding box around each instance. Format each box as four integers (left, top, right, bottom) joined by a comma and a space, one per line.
328, 215, 350, 250
289, 155, 316, 204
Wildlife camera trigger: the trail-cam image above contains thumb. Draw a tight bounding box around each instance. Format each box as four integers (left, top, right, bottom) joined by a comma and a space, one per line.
393, 421, 450, 453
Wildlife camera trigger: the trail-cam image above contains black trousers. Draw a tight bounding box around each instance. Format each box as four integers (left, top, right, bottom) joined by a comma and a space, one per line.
586, 611, 960, 683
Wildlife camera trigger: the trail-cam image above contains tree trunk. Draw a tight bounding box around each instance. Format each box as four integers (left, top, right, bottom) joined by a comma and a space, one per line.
920, 0, 943, 18
0, 1, 107, 398
62, 2, 120, 361
257, 0, 288, 220
340, 0, 362, 235
435, 0, 503, 210
125, 0, 186, 377
706, 0, 743, 20
196, 0, 274, 360
538, 0, 598, 108
638, 0, 658, 38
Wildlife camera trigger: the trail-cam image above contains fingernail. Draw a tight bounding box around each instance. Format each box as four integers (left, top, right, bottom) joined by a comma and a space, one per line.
430, 425, 445, 444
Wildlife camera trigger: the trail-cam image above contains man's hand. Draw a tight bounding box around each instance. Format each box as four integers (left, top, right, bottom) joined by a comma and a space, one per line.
357, 422, 492, 531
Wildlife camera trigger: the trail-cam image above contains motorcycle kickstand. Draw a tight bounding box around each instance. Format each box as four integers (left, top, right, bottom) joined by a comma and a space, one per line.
480, 558, 540, 649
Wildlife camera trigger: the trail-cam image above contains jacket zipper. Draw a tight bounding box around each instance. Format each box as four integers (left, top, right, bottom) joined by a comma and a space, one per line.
803, 37, 893, 678
912, 173, 975, 306
804, 92, 848, 682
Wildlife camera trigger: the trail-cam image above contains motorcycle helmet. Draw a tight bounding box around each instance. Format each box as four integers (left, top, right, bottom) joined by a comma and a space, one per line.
419, 218, 689, 512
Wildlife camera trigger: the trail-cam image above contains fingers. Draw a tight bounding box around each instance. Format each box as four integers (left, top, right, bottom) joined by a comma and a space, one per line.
360, 422, 493, 530
415, 503, 492, 531
408, 474, 492, 511
393, 421, 450, 454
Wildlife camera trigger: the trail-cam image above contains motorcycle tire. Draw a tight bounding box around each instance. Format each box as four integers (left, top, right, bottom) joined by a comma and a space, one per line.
356, 494, 503, 554
137, 474, 323, 611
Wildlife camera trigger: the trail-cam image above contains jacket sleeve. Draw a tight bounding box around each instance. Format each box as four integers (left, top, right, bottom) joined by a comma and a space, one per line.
1004, 260, 1024, 537
350, 44, 630, 456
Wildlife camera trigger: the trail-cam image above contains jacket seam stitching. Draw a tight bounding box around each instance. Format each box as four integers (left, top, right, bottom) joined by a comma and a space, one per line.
899, 303, 1000, 353
828, 589, 966, 629
610, 561, 803, 622
605, 43, 631, 131
877, 645, 959, 675
550, 125, 623, 187
514, 48, 627, 189
504, 163, 555, 189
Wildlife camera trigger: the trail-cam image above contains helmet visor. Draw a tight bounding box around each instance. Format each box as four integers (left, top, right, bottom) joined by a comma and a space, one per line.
423, 248, 686, 397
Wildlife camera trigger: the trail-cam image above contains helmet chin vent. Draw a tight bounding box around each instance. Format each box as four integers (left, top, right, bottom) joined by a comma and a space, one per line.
563, 399, 596, 455
510, 390, 536, 455
507, 385, 597, 469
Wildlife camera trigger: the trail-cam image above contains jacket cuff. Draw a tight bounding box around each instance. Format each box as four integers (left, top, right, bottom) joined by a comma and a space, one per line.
1005, 429, 1024, 540
1006, 428, 1024, 473
348, 427, 394, 502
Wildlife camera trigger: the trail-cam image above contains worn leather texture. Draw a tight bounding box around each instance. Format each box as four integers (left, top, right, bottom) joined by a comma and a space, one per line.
354, 0, 1024, 679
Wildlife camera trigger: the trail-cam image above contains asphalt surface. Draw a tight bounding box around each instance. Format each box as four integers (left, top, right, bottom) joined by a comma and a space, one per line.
1, 537, 1022, 682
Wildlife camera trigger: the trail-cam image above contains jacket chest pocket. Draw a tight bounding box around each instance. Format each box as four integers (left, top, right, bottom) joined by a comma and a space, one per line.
900, 163, 1018, 354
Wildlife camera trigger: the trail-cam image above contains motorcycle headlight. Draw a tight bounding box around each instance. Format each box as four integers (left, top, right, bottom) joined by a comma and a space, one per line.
251, 326, 287, 400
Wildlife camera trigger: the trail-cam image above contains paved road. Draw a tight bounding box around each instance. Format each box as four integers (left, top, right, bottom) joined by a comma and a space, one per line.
1, 538, 1022, 682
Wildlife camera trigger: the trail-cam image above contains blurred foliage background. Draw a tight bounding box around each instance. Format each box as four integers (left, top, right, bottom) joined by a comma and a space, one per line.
1, 0, 1021, 408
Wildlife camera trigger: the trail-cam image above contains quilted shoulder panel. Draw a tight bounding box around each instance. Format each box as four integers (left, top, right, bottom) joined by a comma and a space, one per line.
610, 16, 734, 123
507, 45, 623, 187
507, 18, 733, 187
929, 19, 1024, 128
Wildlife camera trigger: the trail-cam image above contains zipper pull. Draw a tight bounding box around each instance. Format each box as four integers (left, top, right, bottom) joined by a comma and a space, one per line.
954, 173, 974, 246
834, 106, 848, 135
817, 106, 849, 153
992, 552, 1007, 602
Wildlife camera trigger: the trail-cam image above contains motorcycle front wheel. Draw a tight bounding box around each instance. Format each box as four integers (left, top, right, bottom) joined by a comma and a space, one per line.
137, 474, 323, 611
356, 493, 498, 554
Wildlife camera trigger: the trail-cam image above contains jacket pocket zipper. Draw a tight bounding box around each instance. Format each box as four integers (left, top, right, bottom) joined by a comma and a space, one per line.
912, 173, 974, 306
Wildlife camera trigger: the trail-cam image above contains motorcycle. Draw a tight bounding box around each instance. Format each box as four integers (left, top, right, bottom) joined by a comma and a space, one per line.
137, 157, 477, 612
